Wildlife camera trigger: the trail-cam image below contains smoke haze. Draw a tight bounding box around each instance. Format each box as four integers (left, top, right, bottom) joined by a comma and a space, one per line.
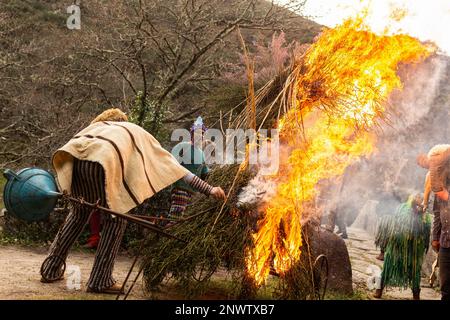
238, 55, 450, 229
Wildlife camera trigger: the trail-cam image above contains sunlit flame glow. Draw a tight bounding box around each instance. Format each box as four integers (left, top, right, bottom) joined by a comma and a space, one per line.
299, 0, 450, 55
245, 14, 434, 285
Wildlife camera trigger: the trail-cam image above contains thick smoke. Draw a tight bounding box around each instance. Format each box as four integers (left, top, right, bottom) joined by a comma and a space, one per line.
237, 55, 450, 232
333, 55, 449, 230
237, 144, 291, 208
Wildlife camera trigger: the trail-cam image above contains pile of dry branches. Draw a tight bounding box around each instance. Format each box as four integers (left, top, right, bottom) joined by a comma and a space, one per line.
140, 164, 257, 298
139, 163, 321, 299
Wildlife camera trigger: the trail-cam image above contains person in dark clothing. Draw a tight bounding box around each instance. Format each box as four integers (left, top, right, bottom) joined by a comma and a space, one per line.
417, 145, 450, 300
432, 194, 450, 301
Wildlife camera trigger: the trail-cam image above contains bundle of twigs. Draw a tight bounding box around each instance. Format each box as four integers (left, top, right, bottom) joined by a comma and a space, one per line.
140, 164, 257, 298
138, 159, 321, 299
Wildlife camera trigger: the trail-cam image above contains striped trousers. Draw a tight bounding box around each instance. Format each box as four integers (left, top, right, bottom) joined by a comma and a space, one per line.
41, 159, 127, 291
168, 188, 192, 218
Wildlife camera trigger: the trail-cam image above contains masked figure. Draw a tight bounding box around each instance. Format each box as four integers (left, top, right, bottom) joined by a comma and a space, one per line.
169, 117, 209, 219
373, 194, 431, 300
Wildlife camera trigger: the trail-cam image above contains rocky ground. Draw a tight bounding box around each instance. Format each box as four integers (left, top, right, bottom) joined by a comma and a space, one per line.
0, 226, 442, 300
346, 227, 441, 300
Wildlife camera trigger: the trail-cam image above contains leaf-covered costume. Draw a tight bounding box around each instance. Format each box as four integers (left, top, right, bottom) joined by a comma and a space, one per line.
375, 214, 395, 251
380, 196, 432, 290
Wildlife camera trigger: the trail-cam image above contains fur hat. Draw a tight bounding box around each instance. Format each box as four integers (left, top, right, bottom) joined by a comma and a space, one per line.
91, 108, 128, 124
416, 153, 430, 169
428, 144, 450, 157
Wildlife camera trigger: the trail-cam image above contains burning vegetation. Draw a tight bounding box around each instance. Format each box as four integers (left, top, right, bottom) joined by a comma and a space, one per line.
140, 13, 436, 298
245, 14, 434, 286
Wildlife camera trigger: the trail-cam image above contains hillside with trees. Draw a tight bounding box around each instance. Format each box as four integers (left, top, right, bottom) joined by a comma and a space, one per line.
0, 0, 321, 170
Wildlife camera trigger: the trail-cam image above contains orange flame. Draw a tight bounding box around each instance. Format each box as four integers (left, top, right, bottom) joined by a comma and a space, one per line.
246, 16, 434, 285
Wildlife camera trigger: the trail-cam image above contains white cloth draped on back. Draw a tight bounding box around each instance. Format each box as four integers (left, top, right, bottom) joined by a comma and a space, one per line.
52, 121, 189, 214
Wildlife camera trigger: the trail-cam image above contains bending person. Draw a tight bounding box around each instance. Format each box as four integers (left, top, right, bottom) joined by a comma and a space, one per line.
40, 108, 225, 294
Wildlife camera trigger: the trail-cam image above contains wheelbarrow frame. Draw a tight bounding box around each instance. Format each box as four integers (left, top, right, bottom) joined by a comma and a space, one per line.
63, 194, 186, 243
39, 193, 188, 284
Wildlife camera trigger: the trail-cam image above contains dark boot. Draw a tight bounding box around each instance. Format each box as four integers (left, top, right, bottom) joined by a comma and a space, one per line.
326, 210, 337, 233
413, 288, 420, 300
373, 288, 383, 299
337, 220, 348, 239
376, 251, 385, 261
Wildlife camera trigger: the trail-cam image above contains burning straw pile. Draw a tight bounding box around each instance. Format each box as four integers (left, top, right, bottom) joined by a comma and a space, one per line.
140, 164, 320, 299
140, 13, 435, 299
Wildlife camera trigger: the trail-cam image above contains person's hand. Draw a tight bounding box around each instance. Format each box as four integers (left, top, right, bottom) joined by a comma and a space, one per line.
432, 240, 440, 252
210, 187, 226, 200
421, 201, 427, 212
436, 189, 449, 201
421, 198, 428, 209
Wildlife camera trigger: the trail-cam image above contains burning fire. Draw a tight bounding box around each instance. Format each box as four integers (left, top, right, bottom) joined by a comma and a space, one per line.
245, 15, 434, 285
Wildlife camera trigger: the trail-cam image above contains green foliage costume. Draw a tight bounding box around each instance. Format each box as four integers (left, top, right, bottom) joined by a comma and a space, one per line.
379, 195, 432, 291
375, 214, 394, 251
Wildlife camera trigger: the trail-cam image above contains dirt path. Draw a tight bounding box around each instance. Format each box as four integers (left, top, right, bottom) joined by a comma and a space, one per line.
345, 227, 441, 300
0, 227, 443, 300
0, 245, 146, 300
